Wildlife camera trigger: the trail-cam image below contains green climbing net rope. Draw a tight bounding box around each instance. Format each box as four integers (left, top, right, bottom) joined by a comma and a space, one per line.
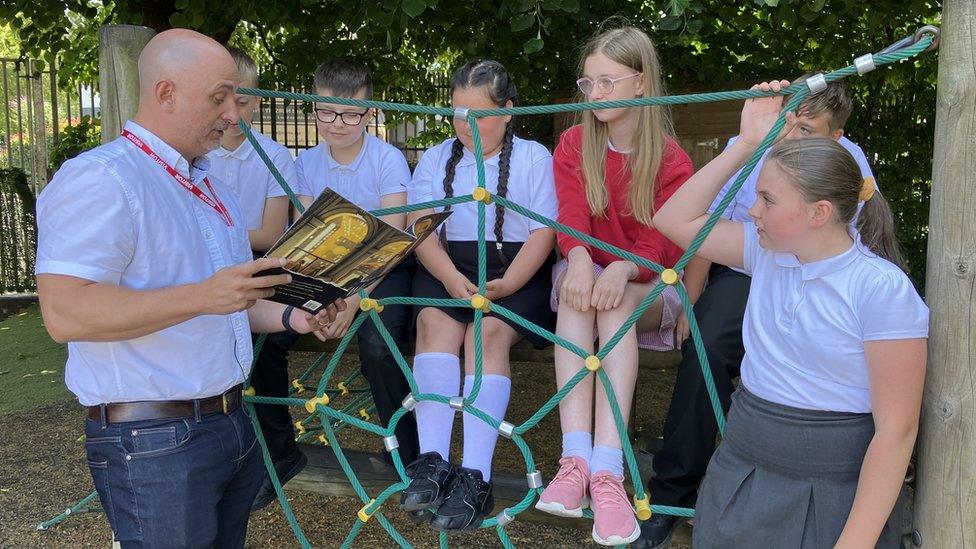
39, 28, 936, 549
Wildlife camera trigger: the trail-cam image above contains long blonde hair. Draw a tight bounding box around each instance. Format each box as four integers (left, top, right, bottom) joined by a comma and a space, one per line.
579, 25, 674, 225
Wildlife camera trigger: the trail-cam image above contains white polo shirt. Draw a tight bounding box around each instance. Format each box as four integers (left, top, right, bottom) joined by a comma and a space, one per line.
207, 129, 300, 231
296, 133, 410, 211
739, 222, 929, 413
35, 121, 254, 406
408, 137, 557, 242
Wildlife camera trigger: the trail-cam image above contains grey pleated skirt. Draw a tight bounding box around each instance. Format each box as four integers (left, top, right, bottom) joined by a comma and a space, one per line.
693, 386, 903, 549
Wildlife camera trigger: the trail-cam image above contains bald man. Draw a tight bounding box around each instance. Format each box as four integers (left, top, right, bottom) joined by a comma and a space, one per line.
35, 29, 343, 547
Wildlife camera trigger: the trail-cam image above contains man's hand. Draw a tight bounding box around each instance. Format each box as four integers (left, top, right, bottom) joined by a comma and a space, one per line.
289, 300, 346, 341
197, 257, 292, 315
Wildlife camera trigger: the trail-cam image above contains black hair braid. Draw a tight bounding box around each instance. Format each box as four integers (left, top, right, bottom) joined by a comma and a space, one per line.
438, 138, 465, 251
493, 122, 515, 266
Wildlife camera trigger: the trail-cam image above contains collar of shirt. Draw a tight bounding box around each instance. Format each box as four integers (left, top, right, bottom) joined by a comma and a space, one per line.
772, 229, 868, 281
456, 144, 503, 168
123, 120, 199, 179
212, 137, 255, 161
325, 133, 370, 172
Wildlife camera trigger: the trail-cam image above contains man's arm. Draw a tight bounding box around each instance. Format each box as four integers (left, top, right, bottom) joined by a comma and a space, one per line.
37, 257, 291, 343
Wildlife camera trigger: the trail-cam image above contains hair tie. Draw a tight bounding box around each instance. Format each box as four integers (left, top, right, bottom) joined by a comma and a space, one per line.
859, 176, 876, 202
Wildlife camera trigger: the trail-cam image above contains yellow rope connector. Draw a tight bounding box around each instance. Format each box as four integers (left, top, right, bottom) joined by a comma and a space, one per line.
291, 379, 306, 394
304, 394, 330, 413
359, 408, 371, 420
337, 382, 350, 396
472, 187, 493, 204
634, 494, 652, 521
584, 355, 602, 372
294, 421, 307, 436
470, 294, 491, 313
357, 499, 378, 522
359, 298, 384, 313
660, 268, 680, 286
317, 434, 330, 447
243, 386, 256, 397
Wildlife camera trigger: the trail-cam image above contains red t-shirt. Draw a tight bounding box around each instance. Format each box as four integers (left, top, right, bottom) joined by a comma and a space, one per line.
554, 124, 694, 283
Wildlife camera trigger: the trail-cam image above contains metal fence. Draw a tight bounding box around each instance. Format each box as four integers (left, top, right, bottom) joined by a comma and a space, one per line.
1, 58, 97, 294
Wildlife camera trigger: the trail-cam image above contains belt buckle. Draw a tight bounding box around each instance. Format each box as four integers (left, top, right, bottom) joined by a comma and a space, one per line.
222, 391, 231, 414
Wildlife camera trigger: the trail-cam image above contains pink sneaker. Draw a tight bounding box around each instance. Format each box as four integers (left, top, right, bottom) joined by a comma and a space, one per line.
534, 456, 590, 517
589, 471, 640, 546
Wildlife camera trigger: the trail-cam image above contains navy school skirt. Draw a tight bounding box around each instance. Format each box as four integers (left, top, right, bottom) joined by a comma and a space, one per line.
412, 240, 555, 349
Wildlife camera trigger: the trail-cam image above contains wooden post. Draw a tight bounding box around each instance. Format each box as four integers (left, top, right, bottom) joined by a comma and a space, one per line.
914, 2, 976, 547
28, 60, 48, 192
97, 25, 156, 143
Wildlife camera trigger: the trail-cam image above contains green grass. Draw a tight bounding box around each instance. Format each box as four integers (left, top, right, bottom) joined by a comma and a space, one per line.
0, 304, 71, 414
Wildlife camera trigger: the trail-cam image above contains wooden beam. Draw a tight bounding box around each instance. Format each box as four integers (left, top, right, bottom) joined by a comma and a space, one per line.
292, 335, 682, 370
914, 3, 976, 547
287, 445, 672, 532
97, 25, 156, 143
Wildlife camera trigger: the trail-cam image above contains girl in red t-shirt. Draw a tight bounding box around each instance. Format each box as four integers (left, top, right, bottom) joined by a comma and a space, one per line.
534, 25, 693, 546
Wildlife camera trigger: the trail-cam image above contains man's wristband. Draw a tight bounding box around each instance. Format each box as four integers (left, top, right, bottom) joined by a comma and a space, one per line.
281, 305, 298, 334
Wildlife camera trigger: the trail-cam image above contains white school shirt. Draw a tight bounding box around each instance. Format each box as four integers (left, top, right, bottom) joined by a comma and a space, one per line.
709, 135, 877, 274
207, 129, 300, 231
295, 133, 410, 211
738, 222, 929, 413
408, 137, 558, 242
35, 121, 254, 406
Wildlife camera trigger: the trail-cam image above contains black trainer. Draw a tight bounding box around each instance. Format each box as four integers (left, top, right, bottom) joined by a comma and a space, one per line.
251, 448, 308, 511
400, 451, 454, 513
429, 467, 494, 532
631, 514, 687, 549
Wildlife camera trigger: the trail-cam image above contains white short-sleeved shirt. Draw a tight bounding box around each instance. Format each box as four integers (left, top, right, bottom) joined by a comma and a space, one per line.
408, 137, 557, 242
35, 121, 254, 406
739, 222, 929, 413
295, 133, 410, 211
207, 129, 300, 231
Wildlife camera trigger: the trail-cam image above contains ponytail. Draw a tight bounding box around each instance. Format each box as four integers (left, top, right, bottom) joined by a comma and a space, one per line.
768, 138, 908, 272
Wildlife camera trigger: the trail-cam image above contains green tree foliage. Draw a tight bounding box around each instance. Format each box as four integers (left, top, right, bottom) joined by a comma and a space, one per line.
0, 0, 941, 285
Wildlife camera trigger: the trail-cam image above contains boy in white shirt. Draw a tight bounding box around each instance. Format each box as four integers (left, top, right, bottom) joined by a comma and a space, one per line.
296, 59, 419, 466
209, 48, 312, 512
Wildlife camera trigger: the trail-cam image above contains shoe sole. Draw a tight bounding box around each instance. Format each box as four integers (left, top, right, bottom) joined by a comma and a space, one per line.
591, 520, 641, 546
534, 497, 590, 518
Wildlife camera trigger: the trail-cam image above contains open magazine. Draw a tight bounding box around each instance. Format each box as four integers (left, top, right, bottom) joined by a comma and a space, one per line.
257, 189, 450, 313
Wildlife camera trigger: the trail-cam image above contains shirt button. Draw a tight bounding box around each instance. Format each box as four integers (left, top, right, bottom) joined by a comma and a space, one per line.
204, 231, 213, 239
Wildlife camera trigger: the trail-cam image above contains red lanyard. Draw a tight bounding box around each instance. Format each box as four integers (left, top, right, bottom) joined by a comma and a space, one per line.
121, 129, 234, 227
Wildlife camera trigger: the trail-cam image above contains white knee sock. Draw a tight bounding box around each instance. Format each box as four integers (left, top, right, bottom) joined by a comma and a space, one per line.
412, 352, 461, 460
460, 374, 511, 482
561, 431, 593, 465
590, 445, 624, 477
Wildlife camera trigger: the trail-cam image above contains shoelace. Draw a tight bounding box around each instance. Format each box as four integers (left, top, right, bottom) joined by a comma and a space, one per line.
550, 458, 586, 489
407, 455, 440, 478
446, 470, 479, 501
590, 474, 629, 511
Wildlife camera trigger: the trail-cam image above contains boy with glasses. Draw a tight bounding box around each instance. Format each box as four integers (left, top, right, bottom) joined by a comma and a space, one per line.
295, 59, 420, 467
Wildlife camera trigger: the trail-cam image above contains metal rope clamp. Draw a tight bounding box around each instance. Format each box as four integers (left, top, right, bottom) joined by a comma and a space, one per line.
914, 25, 940, 53
453, 107, 470, 119
805, 73, 827, 95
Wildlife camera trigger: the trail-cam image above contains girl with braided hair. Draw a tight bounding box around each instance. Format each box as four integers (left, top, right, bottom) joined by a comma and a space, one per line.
399, 59, 558, 532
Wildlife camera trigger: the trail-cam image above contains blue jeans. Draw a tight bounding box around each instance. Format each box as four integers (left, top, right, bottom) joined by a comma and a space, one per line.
84, 406, 264, 548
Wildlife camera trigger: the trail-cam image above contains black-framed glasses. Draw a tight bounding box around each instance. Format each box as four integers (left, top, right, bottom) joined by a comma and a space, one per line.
314, 108, 370, 125
576, 73, 642, 96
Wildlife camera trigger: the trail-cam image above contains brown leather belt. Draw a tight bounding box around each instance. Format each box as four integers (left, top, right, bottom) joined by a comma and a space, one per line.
87, 385, 243, 424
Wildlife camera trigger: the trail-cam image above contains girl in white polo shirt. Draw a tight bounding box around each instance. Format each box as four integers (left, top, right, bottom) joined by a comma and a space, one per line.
654, 80, 928, 549
399, 59, 557, 533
